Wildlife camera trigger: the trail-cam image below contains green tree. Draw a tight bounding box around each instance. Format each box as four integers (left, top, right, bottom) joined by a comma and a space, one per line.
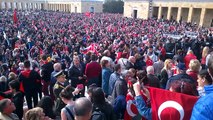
103, 0, 124, 14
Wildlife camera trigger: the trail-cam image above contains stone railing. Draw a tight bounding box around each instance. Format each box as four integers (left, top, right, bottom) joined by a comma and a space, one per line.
6, 0, 103, 2
124, 0, 149, 2
125, 0, 213, 2
153, 0, 213, 2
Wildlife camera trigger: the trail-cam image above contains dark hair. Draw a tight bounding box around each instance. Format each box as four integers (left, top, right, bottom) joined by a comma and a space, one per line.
198, 69, 212, 85
91, 54, 97, 61
9, 80, 20, 91
91, 87, 105, 105
169, 79, 198, 96
101, 60, 109, 68
136, 70, 148, 85
60, 85, 74, 100
41, 54, 47, 61
87, 83, 97, 95
121, 52, 128, 58
74, 97, 92, 117
37, 96, 56, 119
24, 60, 31, 68
158, 54, 163, 61
114, 64, 121, 72
0, 99, 9, 113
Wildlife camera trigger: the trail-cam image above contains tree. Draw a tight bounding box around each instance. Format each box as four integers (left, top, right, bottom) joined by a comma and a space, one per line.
103, 0, 124, 14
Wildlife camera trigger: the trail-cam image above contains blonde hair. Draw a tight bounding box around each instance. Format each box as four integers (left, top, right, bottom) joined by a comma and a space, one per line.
163, 59, 172, 70
187, 50, 193, 55
25, 107, 44, 120
8, 72, 17, 80
202, 46, 209, 58
189, 59, 201, 72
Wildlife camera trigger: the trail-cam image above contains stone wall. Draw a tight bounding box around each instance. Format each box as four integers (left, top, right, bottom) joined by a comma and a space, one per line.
0, 0, 103, 13
124, 0, 213, 27
124, 1, 149, 19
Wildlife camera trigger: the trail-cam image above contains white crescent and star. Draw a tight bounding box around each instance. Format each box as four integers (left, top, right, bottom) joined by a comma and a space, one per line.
126, 100, 137, 117
158, 100, 184, 120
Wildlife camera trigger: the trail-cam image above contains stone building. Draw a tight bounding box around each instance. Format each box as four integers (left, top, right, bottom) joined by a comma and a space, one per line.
124, 0, 213, 27
0, 0, 103, 13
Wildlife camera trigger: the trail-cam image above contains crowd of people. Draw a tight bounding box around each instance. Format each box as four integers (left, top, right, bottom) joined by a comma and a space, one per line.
0, 9, 213, 120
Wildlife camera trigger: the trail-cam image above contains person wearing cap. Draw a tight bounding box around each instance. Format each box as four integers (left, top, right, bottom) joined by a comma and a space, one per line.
50, 63, 62, 101
53, 70, 69, 116
165, 62, 197, 93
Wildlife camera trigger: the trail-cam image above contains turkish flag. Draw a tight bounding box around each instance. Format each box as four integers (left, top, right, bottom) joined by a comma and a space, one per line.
13, 9, 18, 24
150, 87, 198, 120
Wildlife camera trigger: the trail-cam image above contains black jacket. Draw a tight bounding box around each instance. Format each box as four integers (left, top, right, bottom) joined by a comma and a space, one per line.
41, 61, 54, 82
147, 74, 160, 88
92, 103, 116, 120
12, 92, 24, 120
69, 65, 85, 88
126, 61, 136, 70
18, 70, 41, 92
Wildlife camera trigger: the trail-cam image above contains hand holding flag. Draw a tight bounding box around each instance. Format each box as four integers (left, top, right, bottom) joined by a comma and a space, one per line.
149, 87, 198, 120
13, 9, 18, 24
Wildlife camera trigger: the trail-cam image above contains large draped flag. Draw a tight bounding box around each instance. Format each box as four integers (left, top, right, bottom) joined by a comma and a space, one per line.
13, 9, 18, 24
80, 43, 99, 55
149, 87, 198, 120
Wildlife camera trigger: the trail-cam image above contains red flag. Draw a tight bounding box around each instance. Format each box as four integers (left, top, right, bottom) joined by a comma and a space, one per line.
13, 9, 18, 24
85, 12, 91, 17
150, 87, 198, 120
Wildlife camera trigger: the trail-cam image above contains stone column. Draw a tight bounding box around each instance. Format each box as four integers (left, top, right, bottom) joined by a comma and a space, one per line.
199, 8, 206, 26
12, 2, 15, 9
167, 7, 172, 20
38, 3, 40, 10
63, 4, 65, 11
158, 6, 162, 19
65, 4, 67, 12
26, 3, 28, 10
187, 7, 193, 23
20, 3, 22, 10
177, 7, 182, 22
54, 4, 56, 11
32, 3, 34, 10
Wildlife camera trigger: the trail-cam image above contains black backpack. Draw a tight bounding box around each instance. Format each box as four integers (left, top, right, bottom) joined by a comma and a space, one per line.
91, 107, 107, 120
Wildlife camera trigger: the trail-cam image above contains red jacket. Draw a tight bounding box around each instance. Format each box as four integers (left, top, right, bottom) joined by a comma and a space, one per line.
85, 61, 102, 80
187, 70, 198, 86
184, 53, 197, 69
